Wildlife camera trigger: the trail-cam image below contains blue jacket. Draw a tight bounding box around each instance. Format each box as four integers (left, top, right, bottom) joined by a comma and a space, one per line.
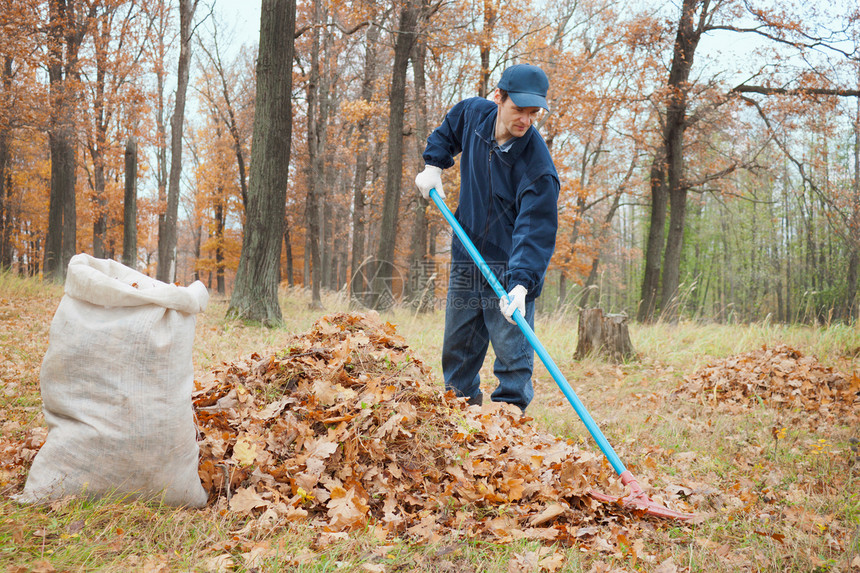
423, 97, 560, 299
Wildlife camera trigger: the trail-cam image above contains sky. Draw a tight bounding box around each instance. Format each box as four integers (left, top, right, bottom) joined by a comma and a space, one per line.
211, 0, 261, 52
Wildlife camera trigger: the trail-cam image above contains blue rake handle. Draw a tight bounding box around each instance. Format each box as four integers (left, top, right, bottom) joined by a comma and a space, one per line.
428, 187, 627, 476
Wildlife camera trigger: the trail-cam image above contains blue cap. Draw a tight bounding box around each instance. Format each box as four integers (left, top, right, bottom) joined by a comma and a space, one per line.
497, 64, 549, 110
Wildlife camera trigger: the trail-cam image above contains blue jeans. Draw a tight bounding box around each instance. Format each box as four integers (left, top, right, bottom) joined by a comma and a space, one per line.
441, 287, 535, 412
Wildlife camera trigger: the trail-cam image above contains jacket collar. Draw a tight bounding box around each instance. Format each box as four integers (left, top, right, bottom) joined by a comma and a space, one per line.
476, 104, 534, 166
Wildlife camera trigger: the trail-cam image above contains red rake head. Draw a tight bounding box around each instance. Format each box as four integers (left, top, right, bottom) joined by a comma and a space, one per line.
589, 470, 697, 521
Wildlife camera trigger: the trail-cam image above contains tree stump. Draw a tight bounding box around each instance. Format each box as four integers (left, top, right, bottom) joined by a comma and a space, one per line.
573, 308, 636, 362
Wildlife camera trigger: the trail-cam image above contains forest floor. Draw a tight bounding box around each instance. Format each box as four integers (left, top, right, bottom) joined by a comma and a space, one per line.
0, 272, 858, 572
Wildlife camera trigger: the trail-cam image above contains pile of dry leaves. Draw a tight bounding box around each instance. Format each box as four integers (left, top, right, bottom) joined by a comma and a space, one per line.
680, 344, 859, 424
193, 312, 670, 545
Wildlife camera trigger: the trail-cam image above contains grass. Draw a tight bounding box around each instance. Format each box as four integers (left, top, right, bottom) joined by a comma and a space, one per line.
0, 272, 858, 572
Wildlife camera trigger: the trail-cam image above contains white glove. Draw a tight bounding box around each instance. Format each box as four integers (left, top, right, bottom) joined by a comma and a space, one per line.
414, 165, 445, 200
499, 285, 527, 325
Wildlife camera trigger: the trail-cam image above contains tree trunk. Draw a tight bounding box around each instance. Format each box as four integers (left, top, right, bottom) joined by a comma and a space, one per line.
660, 180, 688, 318
60, 133, 77, 271
89, 9, 110, 260
304, 0, 324, 308
45, 121, 77, 281
406, 30, 432, 311
845, 250, 858, 322
349, 22, 380, 306
227, 0, 296, 324
283, 222, 293, 287
91, 154, 107, 259
338, 210, 348, 289
0, 57, 11, 270
122, 137, 138, 268
574, 307, 636, 362
637, 0, 703, 322
214, 195, 225, 295
656, 0, 702, 322
153, 0, 170, 269
318, 21, 336, 293
372, 0, 420, 309
304, 233, 311, 289
44, 0, 89, 281
477, 0, 498, 98
0, 133, 10, 271
157, 0, 196, 283
637, 148, 668, 322
190, 219, 201, 282
558, 272, 567, 308
322, 200, 332, 289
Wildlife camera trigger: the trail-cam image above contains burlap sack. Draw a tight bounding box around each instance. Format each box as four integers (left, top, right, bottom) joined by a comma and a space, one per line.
16, 254, 209, 507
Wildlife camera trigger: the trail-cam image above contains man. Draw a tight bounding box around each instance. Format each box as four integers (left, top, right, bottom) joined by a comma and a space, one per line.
414, 63, 560, 412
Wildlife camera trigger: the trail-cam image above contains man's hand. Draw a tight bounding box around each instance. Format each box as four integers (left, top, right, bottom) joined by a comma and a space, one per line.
499, 285, 527, 325
414, 165, 445, 200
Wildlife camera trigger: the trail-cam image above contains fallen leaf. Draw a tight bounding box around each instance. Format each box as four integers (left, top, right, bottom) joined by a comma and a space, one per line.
754, 530, 785, 544
538, 549, 566, 571
585, 561, 611, 573
29, 562, 56, 573
653, 557, 678, 573
241, 541, 276, 568
327, 486, 368, 530
229, 487, 268, 513
576, 526, 599, 538
529, 502, 566, 527
141, 556, 170, 573
202, 554, 234, 573
303, 436, 340, 460
523, 527, 560, 541
232, 436, 258, 466
315, 531, 349, 549
507, 550, 539, 572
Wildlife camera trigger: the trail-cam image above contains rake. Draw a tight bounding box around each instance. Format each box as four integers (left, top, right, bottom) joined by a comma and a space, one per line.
429, 188, 695, 520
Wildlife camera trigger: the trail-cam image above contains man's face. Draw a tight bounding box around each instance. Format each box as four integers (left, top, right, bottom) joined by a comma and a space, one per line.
493, 89, 543, 143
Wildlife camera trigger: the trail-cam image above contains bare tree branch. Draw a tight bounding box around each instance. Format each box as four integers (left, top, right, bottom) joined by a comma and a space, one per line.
708, 23, 858, 59
732, 84, 860, 97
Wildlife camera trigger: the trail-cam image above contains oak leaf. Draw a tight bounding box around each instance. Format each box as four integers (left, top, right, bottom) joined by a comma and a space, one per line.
303, 436, 340, 459
538, 550, 566, 572
326, 486, 368, 530
229, 487, 268, 513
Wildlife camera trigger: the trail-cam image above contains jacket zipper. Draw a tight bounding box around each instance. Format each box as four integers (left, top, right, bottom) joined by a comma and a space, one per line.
480, 145, 495, 288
